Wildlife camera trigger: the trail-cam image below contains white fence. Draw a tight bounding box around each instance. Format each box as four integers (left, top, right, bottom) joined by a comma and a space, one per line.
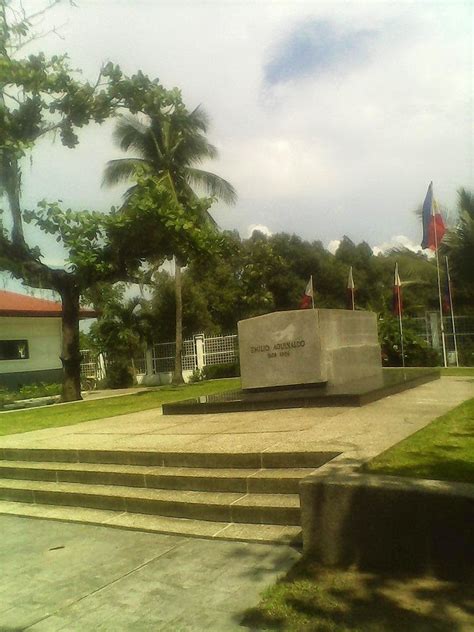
147, 333, 239, 383
411, 313, 474, 366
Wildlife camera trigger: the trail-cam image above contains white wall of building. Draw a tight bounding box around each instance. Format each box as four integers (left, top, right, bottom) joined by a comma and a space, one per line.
0, 317, 62, 374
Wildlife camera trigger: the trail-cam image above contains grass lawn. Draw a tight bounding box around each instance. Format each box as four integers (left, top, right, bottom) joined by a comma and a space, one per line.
0, 378, 240, 437
441, 367, 474, 376
243, 560, 474, 631
363, 397, 474, 484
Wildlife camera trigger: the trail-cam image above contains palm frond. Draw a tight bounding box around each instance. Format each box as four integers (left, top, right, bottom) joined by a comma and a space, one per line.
102, 158, 151, 188
113, 116, 165, 164
457, 187, 474, 220
185, 168, 237, 205
176, 134, 218, 164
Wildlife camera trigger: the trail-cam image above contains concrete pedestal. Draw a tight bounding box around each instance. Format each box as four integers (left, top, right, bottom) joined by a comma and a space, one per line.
238, 309, 381, 390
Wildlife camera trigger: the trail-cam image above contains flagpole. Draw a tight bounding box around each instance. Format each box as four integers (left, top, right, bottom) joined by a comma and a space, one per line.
433, 200, 448, 367
310, 275, 315, 309
445, 256, 459, 367
395, 263, 405, 368
349, 267, 355, 310
399, 307, 405, 369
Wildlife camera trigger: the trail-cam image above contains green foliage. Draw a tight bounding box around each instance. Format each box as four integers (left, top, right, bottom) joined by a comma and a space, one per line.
378, 317, 440, 367
443, 188, 474, 307
86, 284, 147, 388
146, 271, 215, 342
201, 362, 240, 380
0, 382, 61, 407
103, 360, 135, 389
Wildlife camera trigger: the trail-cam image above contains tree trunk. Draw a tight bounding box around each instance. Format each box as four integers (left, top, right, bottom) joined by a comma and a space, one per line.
172, 259, 185, 385
59, 282, 83, 402
2, 153, 25, 245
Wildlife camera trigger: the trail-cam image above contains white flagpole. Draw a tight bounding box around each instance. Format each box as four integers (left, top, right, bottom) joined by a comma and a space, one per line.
349, 266, 355, 310
432, 199, 448, 367
310, 275, 315, 309
395, 263, 405, 368
445, 256, 459, 367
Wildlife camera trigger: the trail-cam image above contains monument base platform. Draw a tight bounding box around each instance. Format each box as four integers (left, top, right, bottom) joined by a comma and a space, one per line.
162, 368, 440, 415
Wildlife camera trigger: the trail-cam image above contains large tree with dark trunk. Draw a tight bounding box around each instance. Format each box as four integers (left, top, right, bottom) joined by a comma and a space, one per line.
0, 2, 219, 400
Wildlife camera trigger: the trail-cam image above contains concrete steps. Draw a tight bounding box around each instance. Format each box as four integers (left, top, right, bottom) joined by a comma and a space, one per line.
0, 448, 339, 543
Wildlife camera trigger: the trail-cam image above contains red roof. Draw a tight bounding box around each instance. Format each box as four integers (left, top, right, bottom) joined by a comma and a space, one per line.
0, 290, 96, 319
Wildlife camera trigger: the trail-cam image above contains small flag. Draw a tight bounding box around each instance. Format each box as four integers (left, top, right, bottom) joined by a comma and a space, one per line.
421, 182, 446, 250
392, 263, 402, 317
299, 276, 314, 309
346, 266, 355, 310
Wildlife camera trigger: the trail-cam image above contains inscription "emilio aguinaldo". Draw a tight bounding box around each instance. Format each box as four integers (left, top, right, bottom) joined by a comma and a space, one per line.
250, 340, 305, 354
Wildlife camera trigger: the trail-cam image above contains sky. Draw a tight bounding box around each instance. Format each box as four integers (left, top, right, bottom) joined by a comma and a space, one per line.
1, 0, 473, 295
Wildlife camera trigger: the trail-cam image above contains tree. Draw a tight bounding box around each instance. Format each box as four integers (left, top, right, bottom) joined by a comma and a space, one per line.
103, 106, 236, 384
443, 187, 474, 307
86, 283, 150, 388
0, 2, 217, 400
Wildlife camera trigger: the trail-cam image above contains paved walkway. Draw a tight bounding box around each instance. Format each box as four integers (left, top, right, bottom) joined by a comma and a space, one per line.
1, 377, 472, 470
0, 514, 299, 631
0, 377, 472, 631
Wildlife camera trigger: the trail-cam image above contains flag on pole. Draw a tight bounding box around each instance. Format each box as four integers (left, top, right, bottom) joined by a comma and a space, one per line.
299, 276, 314, 309
421, 181, 446, 250
392, 263, 402, 316
346, 266, 355, 310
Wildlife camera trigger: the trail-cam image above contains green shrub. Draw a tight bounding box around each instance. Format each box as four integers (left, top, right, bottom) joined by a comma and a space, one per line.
188, 368, 204, 383
17, 383, 62, 400
201, 362, 240, 380
458, 336, 474, 367
104, 360, 134, 388
0, 383, 62, 408
379, 317, 440, 367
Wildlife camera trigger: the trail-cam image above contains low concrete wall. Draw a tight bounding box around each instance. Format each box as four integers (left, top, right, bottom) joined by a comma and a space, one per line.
300, 472, 474, 579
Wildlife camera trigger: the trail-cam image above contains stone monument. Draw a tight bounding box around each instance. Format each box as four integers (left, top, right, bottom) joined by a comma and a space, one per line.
238, 309, 382, 390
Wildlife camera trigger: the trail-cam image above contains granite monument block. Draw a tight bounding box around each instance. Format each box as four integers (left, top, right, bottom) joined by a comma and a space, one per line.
238, 309, 382, 390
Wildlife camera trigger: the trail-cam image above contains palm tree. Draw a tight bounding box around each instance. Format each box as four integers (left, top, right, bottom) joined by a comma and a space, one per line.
103, 105, 236, 384
443, 188, 474, 304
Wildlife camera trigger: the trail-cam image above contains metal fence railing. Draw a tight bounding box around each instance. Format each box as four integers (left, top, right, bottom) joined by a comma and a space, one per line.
411, 314, 474, 366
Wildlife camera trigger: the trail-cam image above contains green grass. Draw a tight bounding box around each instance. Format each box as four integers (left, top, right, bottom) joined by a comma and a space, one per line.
441, 367, 474, 376
364, 397, 474, 484
243, 560, 473, 631
0, 378, 240, 437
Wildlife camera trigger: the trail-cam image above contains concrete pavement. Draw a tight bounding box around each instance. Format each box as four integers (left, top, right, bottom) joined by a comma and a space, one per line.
0, 514, 299, 631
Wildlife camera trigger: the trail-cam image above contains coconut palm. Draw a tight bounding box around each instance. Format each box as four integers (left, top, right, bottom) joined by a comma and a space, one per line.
443, 188, 474, 304
103, 105, 236, 384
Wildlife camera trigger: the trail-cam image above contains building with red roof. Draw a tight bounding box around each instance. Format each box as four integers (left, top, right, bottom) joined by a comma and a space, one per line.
0, 290, 95, 389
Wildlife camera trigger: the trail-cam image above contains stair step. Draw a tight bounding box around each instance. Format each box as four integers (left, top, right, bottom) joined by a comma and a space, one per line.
0, 461, 314, 494
0, 479, 300, 525
0, 448, 340, 469
0, 501, 302, 545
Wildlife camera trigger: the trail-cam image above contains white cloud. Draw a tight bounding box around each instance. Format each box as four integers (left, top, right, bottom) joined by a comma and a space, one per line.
327, 239, 341, 254
372, 235, 423, 256
248, 224, 273, 237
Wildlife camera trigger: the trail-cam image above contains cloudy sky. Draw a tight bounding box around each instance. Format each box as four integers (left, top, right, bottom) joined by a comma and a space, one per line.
2, 0, 473, 291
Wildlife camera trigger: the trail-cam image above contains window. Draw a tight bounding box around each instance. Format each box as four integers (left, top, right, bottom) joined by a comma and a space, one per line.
0, 340, 29, 360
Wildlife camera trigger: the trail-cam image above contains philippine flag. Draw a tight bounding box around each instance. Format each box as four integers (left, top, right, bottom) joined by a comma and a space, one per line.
421, 182, 446, 250
299, 277, 313, 309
